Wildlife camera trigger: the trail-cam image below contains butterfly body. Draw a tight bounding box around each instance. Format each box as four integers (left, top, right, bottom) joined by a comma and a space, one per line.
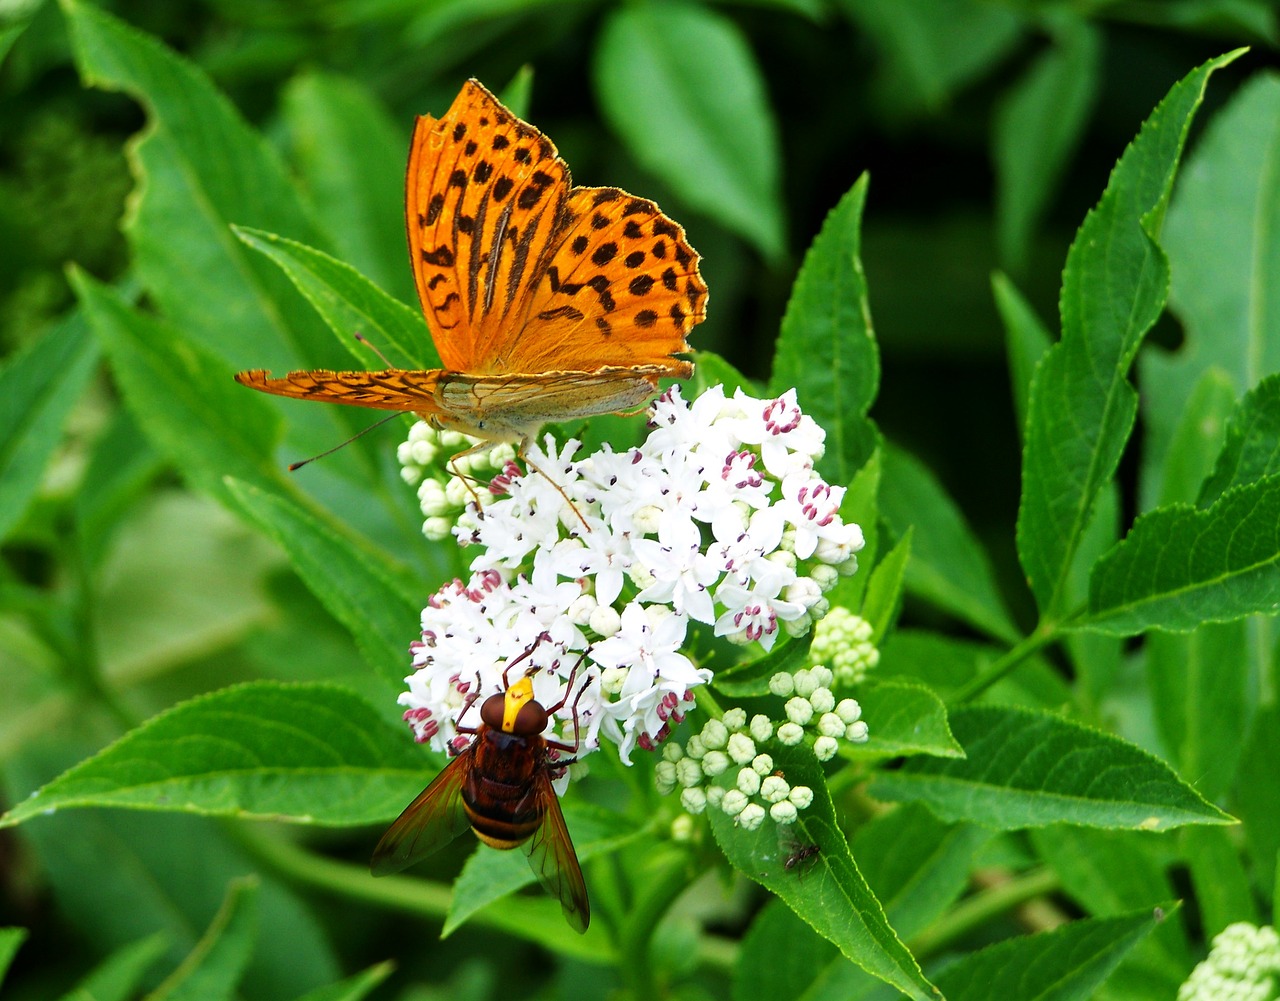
236, 79, 705, 454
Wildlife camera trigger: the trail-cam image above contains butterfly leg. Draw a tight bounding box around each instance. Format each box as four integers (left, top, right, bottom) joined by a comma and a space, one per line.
514, 438, 592, 533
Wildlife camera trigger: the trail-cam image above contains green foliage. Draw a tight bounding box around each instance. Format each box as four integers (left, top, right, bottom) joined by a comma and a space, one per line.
3, 2, 1278, 1000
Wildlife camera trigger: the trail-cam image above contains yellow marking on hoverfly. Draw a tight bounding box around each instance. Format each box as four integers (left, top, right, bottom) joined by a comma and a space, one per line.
501, 675, 536, 732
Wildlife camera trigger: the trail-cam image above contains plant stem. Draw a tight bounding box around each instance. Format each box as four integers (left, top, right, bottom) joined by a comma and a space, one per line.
948, 625, 1059, 705
908, 866, 1062, 960
226, 821, 614, 963
618, 850, 694, 996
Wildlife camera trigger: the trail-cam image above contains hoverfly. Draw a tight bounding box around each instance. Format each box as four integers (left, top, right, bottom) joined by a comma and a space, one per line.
371, 641, 591, 932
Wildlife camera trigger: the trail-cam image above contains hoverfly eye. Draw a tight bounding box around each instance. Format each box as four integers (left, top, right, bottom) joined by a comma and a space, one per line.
479, 693, 506, 729
512, 700, 548, 735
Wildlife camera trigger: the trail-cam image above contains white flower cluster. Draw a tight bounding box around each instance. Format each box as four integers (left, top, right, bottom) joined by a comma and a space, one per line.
654, 667, 869, 831
808, 607, 880, 685
1177, 923, 1280, 1001
396, 385, 865, 768
397, 425, 514, 540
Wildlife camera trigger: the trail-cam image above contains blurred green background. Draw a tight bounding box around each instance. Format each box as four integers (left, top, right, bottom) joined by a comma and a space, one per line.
1, 0, 1275, 997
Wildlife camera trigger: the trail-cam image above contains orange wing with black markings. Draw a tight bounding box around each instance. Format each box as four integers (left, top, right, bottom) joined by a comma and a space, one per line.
236, 78, 705, 448
370, 749, 472, 876
522, 768, 590, 933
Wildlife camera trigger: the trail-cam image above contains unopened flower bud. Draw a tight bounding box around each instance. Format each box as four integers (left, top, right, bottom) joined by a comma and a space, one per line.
769, 672, 795, 697
720, 789, 748, 817
726, 732, 756, 764
737, 768, 761, 796
749, 715, 773, 742
680, 787, 707, 815
737, 803, 766, 831
785, 697, 814, 726
777, 722, 804, 746
769, 801, 798, 825
701, 719, 729, 750
789, 785, 813, 809
751, 753, 774, 775
702, 750, 730, 777
814, 735, 839, 761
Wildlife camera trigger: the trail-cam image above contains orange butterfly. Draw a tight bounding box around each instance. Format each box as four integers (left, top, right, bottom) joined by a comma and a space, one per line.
236, 79, 707, 467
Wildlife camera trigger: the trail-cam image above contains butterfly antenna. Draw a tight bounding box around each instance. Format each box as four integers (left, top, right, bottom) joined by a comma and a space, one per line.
288, 413, 403, 471
353, 332, 395, 369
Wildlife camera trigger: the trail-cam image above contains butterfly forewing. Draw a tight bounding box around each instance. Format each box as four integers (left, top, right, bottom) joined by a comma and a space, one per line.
522, 770, 590, 933
407, 81, 571, 372
235, 368, 449, 415
508, 186, 706, 375
370, 750, 473, 876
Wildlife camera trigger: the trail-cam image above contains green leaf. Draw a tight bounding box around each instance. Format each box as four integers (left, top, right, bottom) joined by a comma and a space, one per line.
63, 0, 335, 371
1159, 368, 1237, 507
853, 803, 991, 940
444, 802, 642, 940
73, 409, 166, 573
711, 633, 812, 697
225, 479, 422, 688
57, 934, 169, 1001
1083, 475, 1280, 634
992, 271, 1052, 433
993, 18, 1100, 268
0, 310, 100, 541
0, 927, 27, 987
690, 349, 759, 398
825, 448, 881, 612
6, 776, 336, 1000
733, 901, 837, 1001
234, 227, 434, 371
1198, 372, 1280, 506
856, 678, 962, 760
594, 3, 784, 260
68, 270, 284, 508
1147, 621, 1251, 801
770, 175, 880, 485
861, 528, 910, 643
1031, 826, 1191, 984
1017, 51, 1243, 618
290, 962, 395, 1001
281, 72, 411, 303
0, 682, 427, 828
1235, 703, 1280, 893
869, 705, 1233, 830
1145, 73, 1280, 510
837, 0, 1024, 117
931, 904, 1169, 1001
879, 629, 1072, 708
881, 445, 1019, 642
148, 876, 258, 1001
1182, 825, 1259, 937
709, 744, 936, 1000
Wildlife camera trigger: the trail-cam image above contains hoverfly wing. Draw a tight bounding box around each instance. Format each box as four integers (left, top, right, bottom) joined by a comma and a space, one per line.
523, 771, 590, 932
371, 751, 473, 876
